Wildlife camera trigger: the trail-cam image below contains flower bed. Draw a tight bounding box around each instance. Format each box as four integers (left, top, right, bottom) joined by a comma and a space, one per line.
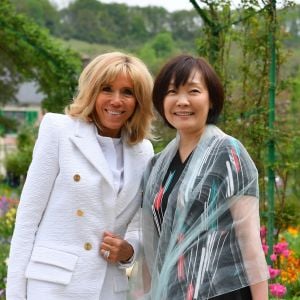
261, 226, 300, 299
0, 189, 300, 299
0, 185, 20, 297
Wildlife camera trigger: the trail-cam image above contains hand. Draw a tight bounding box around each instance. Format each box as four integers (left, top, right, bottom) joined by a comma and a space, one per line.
100, 231, 134, 263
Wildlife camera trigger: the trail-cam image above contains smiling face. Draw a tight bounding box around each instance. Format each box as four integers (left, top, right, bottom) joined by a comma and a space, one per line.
163, 71, 210, 138
95, 73, 137, 137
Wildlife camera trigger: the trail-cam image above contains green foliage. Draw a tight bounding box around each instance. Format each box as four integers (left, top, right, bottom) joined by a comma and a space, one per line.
280, 4, 300, 48
15, 0, 201, 50
0, 50, 22, 105
10, 0, 60, 35
60, 0, 107, 43
16, 126, 37, 150
274, 200, 300, 237
138, 32, 178, 75
58, 38, 120, 58
0, 243, 10, 290
150, 32, 175, 57
8, 0, 299, 56
0, 116, 18, 136
169, 10, 201, 43
5, 147, 32, 179
0, 0, 82, 111
0, 183, 21, 199
288, 70, 300, 199
4, 126, 37, 180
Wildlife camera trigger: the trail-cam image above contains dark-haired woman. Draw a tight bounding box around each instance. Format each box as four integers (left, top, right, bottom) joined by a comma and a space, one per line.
137, 55, 269, 300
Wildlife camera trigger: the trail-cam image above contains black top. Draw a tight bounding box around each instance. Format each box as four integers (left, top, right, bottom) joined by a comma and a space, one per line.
153, 150, 192, 234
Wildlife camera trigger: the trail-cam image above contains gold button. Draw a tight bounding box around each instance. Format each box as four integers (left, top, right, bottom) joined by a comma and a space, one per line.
84, 242, 92, 251
76, 209, 84, 217
73, 174, 80, 182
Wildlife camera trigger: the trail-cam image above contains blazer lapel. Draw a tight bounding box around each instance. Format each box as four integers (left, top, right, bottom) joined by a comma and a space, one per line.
69, 119, 114, 188
116, 142, 144, 217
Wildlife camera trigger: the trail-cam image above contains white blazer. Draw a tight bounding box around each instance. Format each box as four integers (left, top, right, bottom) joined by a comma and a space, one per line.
6, 113, 154, 300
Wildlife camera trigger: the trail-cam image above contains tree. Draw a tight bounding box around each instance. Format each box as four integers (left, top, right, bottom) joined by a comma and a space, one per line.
60, 0, 107, 43
191, 0, 298, 235
273, 68, 300, 235
138, 32, 178, 75
191, 0, 233, 72
0, 50, 22, 105
0, 0, 82, 112
10, 0, 61, 35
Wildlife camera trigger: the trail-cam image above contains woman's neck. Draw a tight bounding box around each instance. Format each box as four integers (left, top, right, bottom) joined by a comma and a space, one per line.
178, 129, 204, 162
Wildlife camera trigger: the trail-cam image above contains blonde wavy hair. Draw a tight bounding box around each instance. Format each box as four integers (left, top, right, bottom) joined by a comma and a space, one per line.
65, 52, 154, 145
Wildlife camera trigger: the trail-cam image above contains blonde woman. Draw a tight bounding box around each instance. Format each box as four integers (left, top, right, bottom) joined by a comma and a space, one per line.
6, 52, 154, 300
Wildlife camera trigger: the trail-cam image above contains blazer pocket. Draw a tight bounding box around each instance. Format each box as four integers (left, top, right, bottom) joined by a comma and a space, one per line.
25, 246, 78, 285
113, 275, 129, 293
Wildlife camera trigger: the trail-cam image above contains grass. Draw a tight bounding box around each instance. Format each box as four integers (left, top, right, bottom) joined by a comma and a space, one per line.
58, 38, 123, 58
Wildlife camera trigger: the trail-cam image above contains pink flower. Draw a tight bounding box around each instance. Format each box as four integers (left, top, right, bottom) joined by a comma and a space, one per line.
282, 249, 289, 257
270, 253, 277, 261
273, 242, 288, 255
260, 226, 267, 238
262, 244, 269, 255
268, 266, 280, 279
269, 283, 287, 298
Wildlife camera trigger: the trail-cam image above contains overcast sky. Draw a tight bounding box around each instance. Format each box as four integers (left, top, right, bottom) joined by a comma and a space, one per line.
50, 0, 195, 11
50, 0, 300, 11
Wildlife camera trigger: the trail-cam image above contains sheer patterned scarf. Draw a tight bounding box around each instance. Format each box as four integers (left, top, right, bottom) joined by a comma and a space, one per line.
129, 125, 269, 300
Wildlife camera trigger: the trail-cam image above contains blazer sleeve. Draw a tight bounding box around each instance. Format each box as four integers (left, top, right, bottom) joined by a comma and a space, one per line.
6, 113, 60, 300
118, 208, 141, 269
119, 139, 154, 269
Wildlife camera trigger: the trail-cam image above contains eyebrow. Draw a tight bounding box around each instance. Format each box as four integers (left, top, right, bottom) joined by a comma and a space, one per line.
102, 83, 134, 89
169, 80, 203, 86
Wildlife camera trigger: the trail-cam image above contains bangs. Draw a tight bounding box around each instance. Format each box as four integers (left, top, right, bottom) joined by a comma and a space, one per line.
100, 63, 132, 85
171, 58, 195, 88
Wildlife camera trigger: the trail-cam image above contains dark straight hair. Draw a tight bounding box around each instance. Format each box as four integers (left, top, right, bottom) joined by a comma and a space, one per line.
153, 55, 224, 128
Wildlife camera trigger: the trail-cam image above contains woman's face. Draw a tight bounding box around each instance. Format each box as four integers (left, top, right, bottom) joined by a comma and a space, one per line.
163, 71, 211, 138
95, 73, 136, 137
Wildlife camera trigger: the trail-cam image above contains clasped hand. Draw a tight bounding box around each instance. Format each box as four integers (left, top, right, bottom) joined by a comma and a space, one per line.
100, 231, 134, 263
